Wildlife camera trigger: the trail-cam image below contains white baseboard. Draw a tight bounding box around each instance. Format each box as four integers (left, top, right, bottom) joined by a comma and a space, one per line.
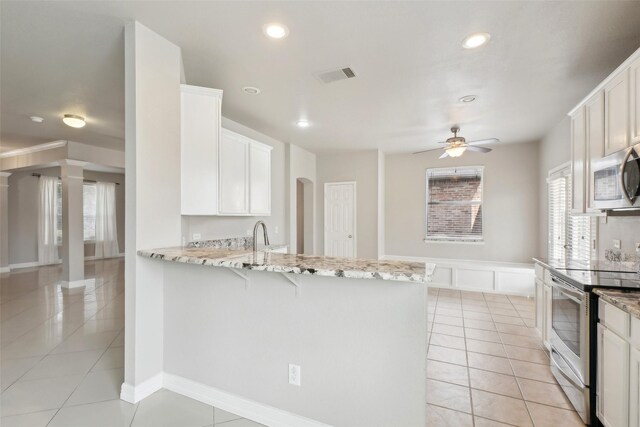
8, 253, 125, 272
383, 255, 535, 297
163, 373, 331, 427
120, 372, 164, 404
0, 266, 10, 273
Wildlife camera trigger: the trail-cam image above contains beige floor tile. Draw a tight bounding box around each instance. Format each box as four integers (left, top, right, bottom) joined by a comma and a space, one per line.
1, 374, 84, 416
466, 339, 507, 357
131, 389, 214, 427
518, 378, 573, 409
427, 345, 467, 366
435, 307, 463, 317
426, 379, 472, 413
469, 368, 522, 398
432, 323, 465, 338
0, 409, 57, 427
427, 360, 469, 386
92, 346, 125, 371
499, 333, 543, 349
464, 328, 501, 343
492, 315, 525, 325
0, 357, 42, 392
47, 399, 137, 427
474, 416, 515, 426
509, 360, 557, 384
471, 389, 533, 427
214, 407, 242, 424
429, 333, 466, 350
467, 353, 513, 375
464, 320, 497, 331
65, 367, 123, 406
504, 345, 549, 365
434, 314, 465, 327
526, 402, 585, 427
20, 350, 103, 381
463, 311, 494, 321
495, 323, 538, 337
426, 404, 473, 427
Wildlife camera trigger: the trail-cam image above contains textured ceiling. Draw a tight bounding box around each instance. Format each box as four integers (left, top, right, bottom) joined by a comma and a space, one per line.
2, 1, 640, 155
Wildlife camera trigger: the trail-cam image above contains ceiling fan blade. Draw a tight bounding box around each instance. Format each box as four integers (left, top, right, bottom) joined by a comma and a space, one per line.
467, 138, 500, 146
439, 151, 450, 159
413, 147, 445, 155
465, 145, 492, 153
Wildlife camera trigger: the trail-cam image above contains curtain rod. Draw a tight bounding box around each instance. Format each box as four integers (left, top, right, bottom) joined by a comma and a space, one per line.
31, 173, 121, 185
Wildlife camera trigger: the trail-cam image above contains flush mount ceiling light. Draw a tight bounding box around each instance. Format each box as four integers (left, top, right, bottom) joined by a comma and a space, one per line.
296, 120, 310, 128
459, 95, 478, 103
30, 116, 44, 123
263, 23, 289, 39
242, 86, 261, 95
62, 114, 86, 128
462, 32, 491, 49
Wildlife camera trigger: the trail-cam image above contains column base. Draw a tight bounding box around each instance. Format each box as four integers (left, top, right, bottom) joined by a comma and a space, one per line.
59, 278, 96, 289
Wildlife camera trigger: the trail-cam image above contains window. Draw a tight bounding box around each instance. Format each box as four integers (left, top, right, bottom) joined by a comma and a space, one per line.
54, 182, 98, 243
548, 164, 592, 261
426, 166, 483, 242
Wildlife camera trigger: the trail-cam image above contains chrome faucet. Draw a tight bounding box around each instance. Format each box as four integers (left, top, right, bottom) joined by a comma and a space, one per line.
252, 221, 270, 252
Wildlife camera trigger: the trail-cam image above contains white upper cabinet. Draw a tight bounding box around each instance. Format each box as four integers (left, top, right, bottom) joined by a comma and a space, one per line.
631, 56, 640, 144
249, 143, 272, 215
571, 106, 587, 214
218, 128, 272, 216
604, 68, 631, 156
180, 84, 223, 215
585, 91, 605, 212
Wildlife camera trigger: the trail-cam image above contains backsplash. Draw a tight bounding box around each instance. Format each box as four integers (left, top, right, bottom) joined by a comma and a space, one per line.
187, 236, 254, 249
597, 216, 640, 261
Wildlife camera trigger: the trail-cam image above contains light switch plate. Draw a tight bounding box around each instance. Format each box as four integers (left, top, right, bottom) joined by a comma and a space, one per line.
613, 240, 621, 249
288, 364, 301, 386
192, 233, 201, 240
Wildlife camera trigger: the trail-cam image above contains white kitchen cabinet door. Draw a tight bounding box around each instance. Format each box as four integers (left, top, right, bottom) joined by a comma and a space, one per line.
585, 90, 605, 212
631, 346, 640, 427
249, 143, 272, 215
571, 106, 587, 214
631, 57, 640, 144
605, 68, 631, 156
543, 284, 552, 350
180, 85, 223, 215
535, 279, 544, 332
600, 325, 630, 427
219, 130, 249, 215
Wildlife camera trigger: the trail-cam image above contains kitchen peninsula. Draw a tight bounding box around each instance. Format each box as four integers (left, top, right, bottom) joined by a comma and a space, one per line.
136, 240, 432, 427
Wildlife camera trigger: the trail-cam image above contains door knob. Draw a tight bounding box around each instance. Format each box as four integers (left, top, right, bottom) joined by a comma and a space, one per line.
348, 235, 353, 238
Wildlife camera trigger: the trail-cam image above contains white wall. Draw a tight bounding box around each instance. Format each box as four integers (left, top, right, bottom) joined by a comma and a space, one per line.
316, 150, 383, 259
182, 117, 287, 245
386, 142, 540, 264
123, 21, 182, 398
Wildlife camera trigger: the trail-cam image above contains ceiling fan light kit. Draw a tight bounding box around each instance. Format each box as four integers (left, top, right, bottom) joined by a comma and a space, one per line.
413, 126, 499, 158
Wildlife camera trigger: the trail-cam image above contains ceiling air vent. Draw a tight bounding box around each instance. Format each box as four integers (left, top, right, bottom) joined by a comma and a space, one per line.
314, 66, 357, 84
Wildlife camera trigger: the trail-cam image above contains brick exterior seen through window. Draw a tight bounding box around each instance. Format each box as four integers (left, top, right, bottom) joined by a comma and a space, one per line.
426, 168, 483, 241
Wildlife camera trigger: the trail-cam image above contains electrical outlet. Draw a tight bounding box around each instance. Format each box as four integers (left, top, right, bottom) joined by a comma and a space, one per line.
192, 233, 201, 241
613, 239, 621, 249
288, 364, 301, 386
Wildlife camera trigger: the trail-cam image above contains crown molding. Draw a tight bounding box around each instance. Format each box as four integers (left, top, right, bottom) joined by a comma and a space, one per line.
0, 140, 68, 159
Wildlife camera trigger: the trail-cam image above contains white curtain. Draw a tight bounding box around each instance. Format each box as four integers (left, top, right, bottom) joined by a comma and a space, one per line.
37, 176, 59, 265
94, 182, 119, 259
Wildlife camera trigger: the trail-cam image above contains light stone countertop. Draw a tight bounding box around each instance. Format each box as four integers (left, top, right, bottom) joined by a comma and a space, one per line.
594, 288, 640, 320
138, 246, 430, 283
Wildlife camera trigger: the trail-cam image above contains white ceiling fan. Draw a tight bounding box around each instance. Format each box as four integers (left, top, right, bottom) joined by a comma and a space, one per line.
413, 126, 499, 158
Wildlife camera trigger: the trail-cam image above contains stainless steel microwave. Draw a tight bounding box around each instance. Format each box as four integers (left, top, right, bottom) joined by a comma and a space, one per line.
591, 143, 640, 210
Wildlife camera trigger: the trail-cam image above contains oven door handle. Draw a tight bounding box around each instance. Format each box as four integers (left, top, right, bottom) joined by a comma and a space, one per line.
551, 347, 585, 390
551, 276, 583, 302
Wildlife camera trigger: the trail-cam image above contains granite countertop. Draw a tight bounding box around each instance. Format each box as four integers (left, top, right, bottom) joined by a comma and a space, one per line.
138, 246, 430, 283
594, 289, 640, 320
533, 257, 639, 274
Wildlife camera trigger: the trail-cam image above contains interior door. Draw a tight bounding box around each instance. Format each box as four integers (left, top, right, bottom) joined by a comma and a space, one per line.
324, 182, 356, 257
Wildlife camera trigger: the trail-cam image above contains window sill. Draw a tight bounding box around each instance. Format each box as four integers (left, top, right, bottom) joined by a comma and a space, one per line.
424, 238, 485, 245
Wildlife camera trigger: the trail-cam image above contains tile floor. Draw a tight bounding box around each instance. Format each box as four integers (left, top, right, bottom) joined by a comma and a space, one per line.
426, 287, 586, 427
1, 260, 586, 426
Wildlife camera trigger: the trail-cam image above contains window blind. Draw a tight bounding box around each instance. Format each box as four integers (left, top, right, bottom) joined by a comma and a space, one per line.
548, 165, 592, 261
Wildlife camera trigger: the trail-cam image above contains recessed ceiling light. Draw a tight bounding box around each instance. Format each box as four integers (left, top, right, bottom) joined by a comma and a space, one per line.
263, 23, 289, 39
242, 86, 261, 95
30, 116, 44, 123
62, 114, 86, 128
462, 33, 491, 49
459, 95, 478, 103
296, 120, 310, 128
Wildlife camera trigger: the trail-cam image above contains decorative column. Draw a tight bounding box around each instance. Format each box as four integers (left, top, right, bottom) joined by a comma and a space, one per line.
0, 172, 11, 273
59, 159, 90, 288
